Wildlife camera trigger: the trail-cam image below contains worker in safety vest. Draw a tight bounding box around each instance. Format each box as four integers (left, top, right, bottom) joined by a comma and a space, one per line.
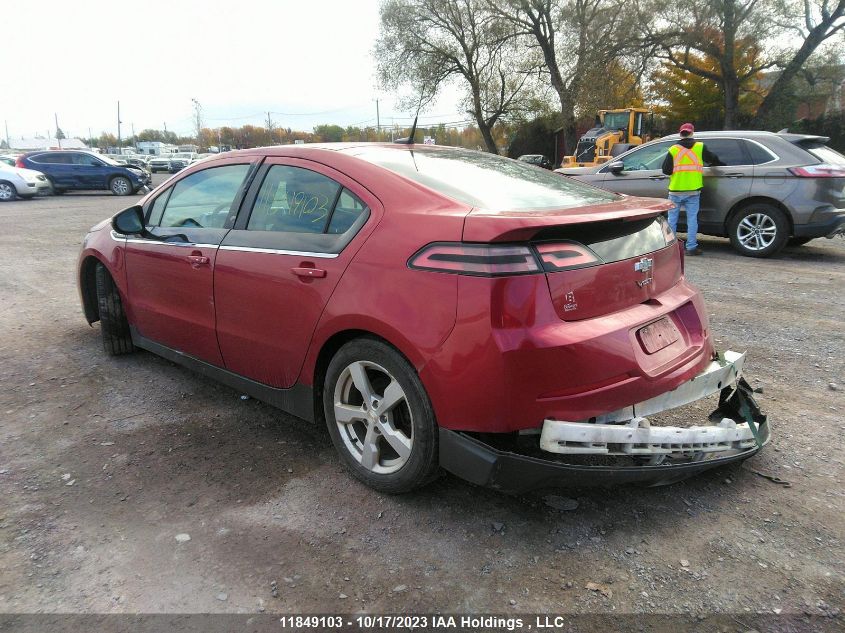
660, 123, 723, 255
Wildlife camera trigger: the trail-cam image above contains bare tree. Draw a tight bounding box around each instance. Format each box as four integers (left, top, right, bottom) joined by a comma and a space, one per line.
377, 0, 534, 153
753, 0, 845, 125
489, 0, 635, 153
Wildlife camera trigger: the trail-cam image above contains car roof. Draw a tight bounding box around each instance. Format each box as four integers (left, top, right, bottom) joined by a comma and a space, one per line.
660, 130, 828, 143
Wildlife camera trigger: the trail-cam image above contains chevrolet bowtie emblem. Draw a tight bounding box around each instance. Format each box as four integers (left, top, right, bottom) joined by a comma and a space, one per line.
635, 257, 654, 287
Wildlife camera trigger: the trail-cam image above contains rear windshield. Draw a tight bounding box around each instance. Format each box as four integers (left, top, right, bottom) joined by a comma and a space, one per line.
348, 146, 619, 210
804, 144, 845, 165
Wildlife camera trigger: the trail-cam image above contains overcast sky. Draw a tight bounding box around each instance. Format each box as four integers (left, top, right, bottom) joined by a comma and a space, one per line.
1, 0, 464, 141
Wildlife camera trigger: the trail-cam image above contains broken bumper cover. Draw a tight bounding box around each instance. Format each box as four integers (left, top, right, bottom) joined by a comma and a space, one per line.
439, 351, 769, 493
540, 351, 760, 458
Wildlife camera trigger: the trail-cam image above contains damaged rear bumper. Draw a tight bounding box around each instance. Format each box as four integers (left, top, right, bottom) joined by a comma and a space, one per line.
439, 350, 769, 493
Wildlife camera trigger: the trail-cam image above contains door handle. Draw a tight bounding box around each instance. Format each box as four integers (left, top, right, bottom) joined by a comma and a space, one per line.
186, 255, 209, 267
648, 175, 667, 180
291, 267, 326, 279
723, 173, 744, 178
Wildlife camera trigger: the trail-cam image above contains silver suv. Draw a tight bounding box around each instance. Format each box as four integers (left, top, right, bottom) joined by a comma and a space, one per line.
557, 131, 845, 257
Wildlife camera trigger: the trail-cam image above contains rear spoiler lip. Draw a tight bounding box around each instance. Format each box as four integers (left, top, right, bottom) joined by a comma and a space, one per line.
462, 196, 674, 242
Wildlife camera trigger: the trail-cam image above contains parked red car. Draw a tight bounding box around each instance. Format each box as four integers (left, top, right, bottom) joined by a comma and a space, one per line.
78, 144, 768, 493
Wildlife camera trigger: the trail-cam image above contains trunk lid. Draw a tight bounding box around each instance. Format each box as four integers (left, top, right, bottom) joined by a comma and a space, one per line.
463, 197, 681, 322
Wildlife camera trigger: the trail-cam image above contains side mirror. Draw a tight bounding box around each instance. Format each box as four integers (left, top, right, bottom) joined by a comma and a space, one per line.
608, 161, 624, 174
112, 205, 145, 235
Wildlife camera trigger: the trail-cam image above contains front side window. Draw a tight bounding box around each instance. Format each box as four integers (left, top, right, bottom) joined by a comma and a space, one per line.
154, 164, 249, 228
72, 153, 103, 166
617, 142, 673, 172
247, 165, 342, 233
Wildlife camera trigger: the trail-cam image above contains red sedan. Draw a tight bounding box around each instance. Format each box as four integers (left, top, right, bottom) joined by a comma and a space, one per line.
77, 144, 768, 493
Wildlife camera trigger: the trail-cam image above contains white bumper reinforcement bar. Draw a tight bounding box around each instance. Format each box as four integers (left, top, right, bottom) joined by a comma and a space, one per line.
540, 351, 760, 457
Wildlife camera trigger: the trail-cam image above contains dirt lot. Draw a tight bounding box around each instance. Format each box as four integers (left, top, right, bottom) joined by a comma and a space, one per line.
0, 183, 843, 630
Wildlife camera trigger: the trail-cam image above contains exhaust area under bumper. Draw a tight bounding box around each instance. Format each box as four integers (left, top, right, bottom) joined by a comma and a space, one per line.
439, 350, 769, 493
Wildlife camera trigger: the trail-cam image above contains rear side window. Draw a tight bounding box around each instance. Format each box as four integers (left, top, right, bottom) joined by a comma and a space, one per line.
246, 165, 371, 235
329, 189, 368, 234
743, 141, 776, 164
32, 152, 70, 164
702, 139, 748, 166
154, 164, 249, 228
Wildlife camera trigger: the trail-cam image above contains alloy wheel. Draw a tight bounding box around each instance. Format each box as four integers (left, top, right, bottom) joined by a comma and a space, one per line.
333, 360, 413, 474
111, 178, 130, 195
0, 183, 13, 201
736, 212, 777, 251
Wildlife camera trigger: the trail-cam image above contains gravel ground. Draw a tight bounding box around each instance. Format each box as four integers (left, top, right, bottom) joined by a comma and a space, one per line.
0, 181, 843, 631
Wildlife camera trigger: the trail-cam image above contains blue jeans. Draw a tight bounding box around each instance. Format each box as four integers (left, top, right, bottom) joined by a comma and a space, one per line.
667, 192, 700, 250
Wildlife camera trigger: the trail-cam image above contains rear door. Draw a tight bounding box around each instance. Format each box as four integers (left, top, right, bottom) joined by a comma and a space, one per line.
697, 138, 753, 232
597, 141, 674, 197
214, 158, 379, 388
31, 152, 74, 187
124, 160, 255, 365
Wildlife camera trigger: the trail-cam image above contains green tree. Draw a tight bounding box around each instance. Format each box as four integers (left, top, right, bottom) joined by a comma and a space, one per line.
650, 50, 764, 129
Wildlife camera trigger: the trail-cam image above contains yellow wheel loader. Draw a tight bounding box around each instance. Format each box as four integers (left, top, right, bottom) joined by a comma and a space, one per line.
563, 107, 653, 167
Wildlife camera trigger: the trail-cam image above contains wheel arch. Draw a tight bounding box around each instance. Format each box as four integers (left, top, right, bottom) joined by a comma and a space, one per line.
310, 329, 419, 427
79, 255, 104, 324
725, 196, 794, 236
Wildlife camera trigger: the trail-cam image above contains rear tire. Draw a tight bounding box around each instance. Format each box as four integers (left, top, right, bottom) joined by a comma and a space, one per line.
95, 263, 134, 355
788, 236, 813, 247
0, 181, 15, 201
323, 339, 439, 493
728, 203, 789, 258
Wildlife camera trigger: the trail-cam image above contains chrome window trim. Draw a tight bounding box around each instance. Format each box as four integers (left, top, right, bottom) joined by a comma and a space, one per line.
110, 230, 219, 249
218, 245, 339, 258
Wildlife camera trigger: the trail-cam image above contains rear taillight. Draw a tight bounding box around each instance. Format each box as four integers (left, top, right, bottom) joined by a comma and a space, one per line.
409, 243, 540, 276
15, 157, 25, 168
535, 242, 600, 271
789, 164, 845, 177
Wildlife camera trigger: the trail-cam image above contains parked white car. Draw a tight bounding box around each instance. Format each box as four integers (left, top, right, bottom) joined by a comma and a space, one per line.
0, 163, 52, 201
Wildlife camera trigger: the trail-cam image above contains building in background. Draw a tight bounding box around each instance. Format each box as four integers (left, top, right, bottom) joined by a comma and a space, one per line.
8, 137, 88, 151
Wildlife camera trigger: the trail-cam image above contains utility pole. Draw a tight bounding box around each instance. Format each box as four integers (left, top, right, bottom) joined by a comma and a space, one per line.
191, 98, 203, 147
266, 111, 274, 141
4, 120, 9, 150
376, 99, 380, 135
117, 101, 122, 153
55, 113, 61, 149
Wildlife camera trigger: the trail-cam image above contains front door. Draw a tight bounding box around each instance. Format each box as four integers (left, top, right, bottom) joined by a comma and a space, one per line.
70, 152, 108, 188
123, 161, 253, 365
214, 159, 378, 388
598, 140, 675, 198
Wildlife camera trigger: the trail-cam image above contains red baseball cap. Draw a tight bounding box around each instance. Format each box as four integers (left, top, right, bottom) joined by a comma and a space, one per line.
679, 123, 695, 135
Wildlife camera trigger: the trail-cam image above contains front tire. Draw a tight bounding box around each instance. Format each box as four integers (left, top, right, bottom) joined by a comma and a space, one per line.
0, 181, 15, 201
110, 176, 132, 196
728, 203, 789, 258
323, 339, 439, 493
95, 263, 134, 355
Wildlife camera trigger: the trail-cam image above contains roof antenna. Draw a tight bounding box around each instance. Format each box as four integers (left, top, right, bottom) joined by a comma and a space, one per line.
395, 94, 424, 145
